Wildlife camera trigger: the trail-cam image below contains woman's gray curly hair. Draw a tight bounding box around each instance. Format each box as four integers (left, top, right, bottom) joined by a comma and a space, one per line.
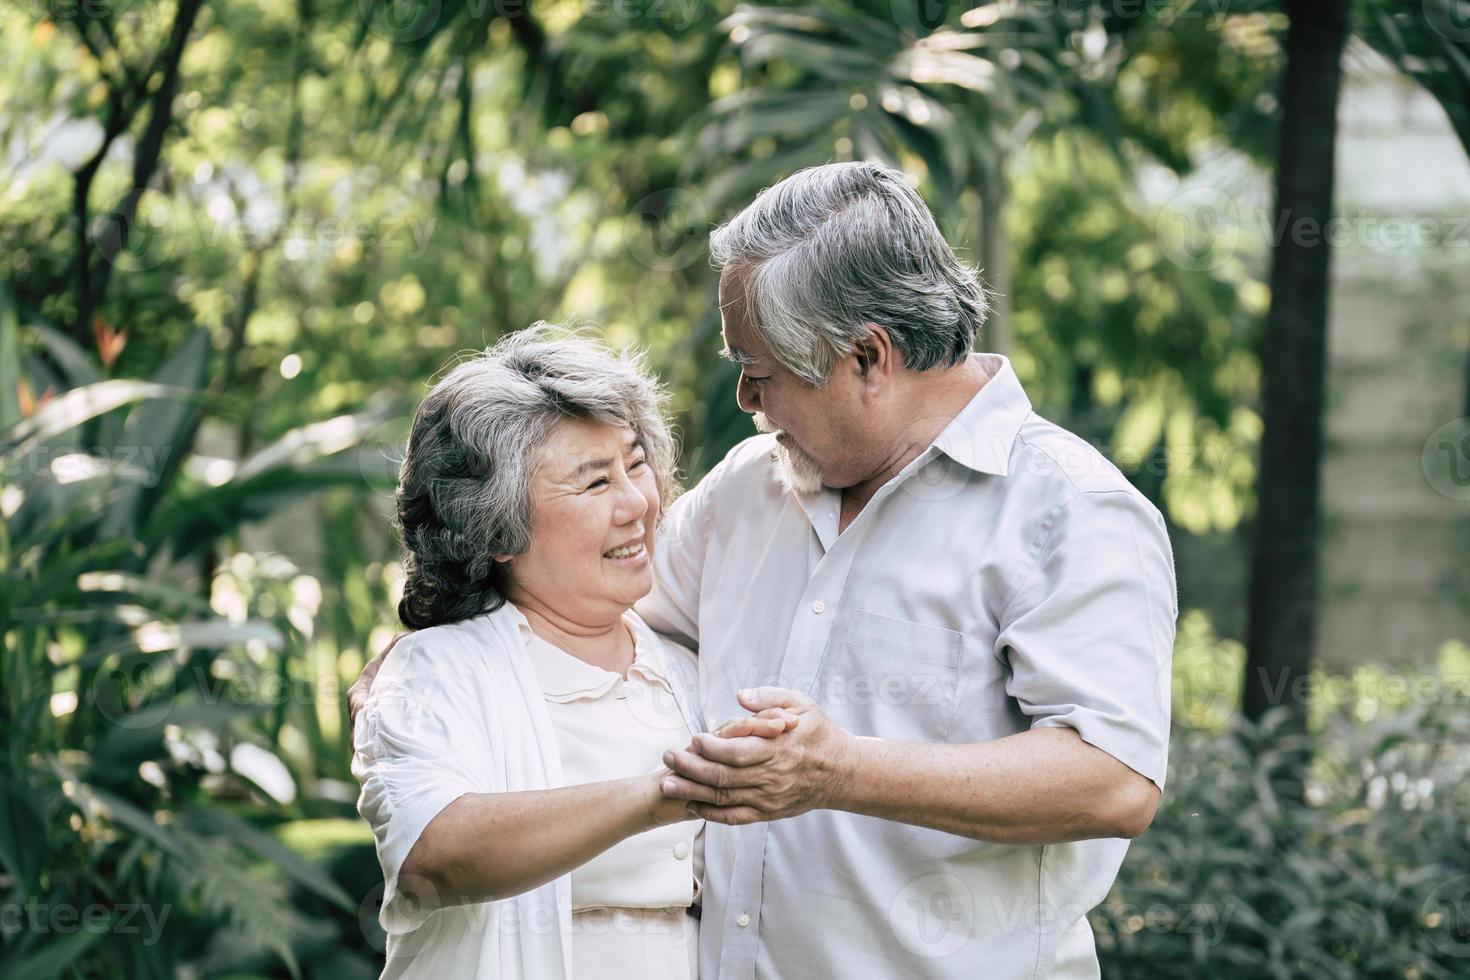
394, 323, 679, 629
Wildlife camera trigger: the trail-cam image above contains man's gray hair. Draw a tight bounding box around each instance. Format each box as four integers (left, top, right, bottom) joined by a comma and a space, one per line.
709, 161, 989, 386
394, 323, 678, 629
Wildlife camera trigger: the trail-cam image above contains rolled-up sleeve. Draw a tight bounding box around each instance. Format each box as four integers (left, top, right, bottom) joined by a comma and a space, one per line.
352, 641, 483, 932
995, 489, 1177, 789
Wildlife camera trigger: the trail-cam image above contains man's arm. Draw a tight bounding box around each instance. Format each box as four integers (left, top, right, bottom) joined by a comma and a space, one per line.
840, 728, 1159, 841
662, 488, 1176, 843
635, 451, 730, 647
660, 689, 1157, 843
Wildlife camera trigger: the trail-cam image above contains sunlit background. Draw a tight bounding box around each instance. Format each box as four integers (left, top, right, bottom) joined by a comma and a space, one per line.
3, 1, 1469, 976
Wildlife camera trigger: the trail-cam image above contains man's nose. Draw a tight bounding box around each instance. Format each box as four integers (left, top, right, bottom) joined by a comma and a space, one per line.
736, 377, 760, 414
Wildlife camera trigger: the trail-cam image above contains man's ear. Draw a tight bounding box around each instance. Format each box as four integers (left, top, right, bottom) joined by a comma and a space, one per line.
853, 325, 896, 381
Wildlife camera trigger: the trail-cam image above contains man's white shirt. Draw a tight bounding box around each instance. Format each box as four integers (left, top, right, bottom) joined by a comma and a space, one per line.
636, 353, 1178, 980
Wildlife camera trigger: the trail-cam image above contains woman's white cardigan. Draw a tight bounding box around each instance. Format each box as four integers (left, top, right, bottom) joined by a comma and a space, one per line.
352, 602, 702, 979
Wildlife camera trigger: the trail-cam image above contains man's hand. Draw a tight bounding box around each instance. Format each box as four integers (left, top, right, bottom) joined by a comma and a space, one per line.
659, 687, 859, 826
348, 631, 410, 731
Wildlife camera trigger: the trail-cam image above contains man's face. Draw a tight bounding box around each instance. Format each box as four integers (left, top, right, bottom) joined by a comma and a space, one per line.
718, 269, 868, 492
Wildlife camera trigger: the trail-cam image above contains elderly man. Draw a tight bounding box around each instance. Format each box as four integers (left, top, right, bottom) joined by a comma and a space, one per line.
640, 160, 1176, 979
350, 161, 1176, 978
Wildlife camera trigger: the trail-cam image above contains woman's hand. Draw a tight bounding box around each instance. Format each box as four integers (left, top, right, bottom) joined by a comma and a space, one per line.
712, 706, 801, 740
645, 769, 700, 827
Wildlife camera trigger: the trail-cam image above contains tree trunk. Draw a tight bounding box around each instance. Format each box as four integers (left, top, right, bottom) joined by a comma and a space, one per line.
72, 0, 203, 345
1242, 0, 1350, 751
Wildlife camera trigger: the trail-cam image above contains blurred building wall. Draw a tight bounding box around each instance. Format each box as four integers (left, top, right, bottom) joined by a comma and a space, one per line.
1318, 46, 1470, 668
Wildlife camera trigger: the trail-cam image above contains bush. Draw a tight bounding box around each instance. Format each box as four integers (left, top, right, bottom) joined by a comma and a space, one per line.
1097, 695, 1470, 978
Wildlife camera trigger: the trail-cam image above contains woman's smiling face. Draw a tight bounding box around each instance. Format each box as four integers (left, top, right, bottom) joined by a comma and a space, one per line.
502, 417, 660, 622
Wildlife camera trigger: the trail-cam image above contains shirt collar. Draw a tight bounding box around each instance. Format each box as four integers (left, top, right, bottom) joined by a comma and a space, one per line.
787, 354, 1032, 542
511, 605, 674, 703
930, 353, 1032, 477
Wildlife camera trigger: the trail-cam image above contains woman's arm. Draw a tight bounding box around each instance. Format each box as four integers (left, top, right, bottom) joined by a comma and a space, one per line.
401, 770, 684, 908
400, 712, 793, 909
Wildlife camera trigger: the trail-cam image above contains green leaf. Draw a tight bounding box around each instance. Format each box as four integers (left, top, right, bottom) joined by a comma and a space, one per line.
73, 570, 217, 617
234, 411, 386, 483
2, 926, 104, 980
76, 617, 285, 667
0, 380, 187, 461
99, 327, 211, 541
29, 323, 103, 390
0, 780, 47, 892
140, 412, 391, 559
185, 809, 356, 913
0, 284, 21, 431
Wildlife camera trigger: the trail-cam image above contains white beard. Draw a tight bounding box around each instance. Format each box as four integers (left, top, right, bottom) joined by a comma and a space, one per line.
754, 414, 826, 496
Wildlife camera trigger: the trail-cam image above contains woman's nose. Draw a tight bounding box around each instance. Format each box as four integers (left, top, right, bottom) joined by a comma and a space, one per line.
612, 471, 649, 523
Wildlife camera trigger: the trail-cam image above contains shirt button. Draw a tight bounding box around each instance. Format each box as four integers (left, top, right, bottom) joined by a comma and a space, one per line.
811, 600, 825, 614
737, 912, 751, 928
674, 842, 690, 860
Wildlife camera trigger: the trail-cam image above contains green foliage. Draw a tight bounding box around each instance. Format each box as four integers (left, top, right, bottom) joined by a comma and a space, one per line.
0, 291, 388, 976
2, 0, 1468, 976
1099, 701, 1470, 978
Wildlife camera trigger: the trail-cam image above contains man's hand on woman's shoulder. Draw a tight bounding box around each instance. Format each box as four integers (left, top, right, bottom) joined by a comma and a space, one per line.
348, 630, 411, 730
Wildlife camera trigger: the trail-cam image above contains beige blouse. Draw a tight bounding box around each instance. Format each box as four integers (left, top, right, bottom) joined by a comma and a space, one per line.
522, 613, 702, 980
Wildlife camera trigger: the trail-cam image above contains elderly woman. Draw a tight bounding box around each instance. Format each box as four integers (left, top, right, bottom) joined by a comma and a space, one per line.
351, 326, 789, 979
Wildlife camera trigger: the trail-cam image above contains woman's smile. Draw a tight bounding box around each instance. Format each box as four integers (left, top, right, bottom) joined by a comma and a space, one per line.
602, 539, 648, 565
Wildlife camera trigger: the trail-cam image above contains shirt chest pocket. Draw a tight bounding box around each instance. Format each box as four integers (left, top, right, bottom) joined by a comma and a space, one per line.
818, 610, 965, 742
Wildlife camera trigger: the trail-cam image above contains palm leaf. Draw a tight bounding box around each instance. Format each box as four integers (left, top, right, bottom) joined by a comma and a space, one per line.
99, 327, 212, 542
29, 323, 104, 390
0, 284, 22, 431
0, 381, 188, 461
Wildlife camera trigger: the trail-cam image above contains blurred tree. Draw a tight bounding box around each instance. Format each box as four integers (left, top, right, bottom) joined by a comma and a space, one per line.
1243, 0, 1350, 780
64, 0, 204, 346
680, 1, 1279, 538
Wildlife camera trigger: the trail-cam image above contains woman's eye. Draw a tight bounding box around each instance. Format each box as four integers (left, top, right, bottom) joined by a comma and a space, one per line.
630, 457, 647, 470
586, 478, 608, 490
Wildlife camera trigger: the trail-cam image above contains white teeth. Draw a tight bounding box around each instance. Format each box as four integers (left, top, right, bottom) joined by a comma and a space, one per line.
603, 543, 645, 560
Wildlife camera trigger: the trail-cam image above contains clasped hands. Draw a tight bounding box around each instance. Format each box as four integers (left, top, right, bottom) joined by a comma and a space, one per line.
658, 687, 859, 826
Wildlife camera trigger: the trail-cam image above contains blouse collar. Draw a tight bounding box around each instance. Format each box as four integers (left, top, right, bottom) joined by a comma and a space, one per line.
511, 604, 677, 703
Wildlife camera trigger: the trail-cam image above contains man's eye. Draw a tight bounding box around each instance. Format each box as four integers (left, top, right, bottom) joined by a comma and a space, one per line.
744, 374, 769, 384
586, 478, 608, 490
